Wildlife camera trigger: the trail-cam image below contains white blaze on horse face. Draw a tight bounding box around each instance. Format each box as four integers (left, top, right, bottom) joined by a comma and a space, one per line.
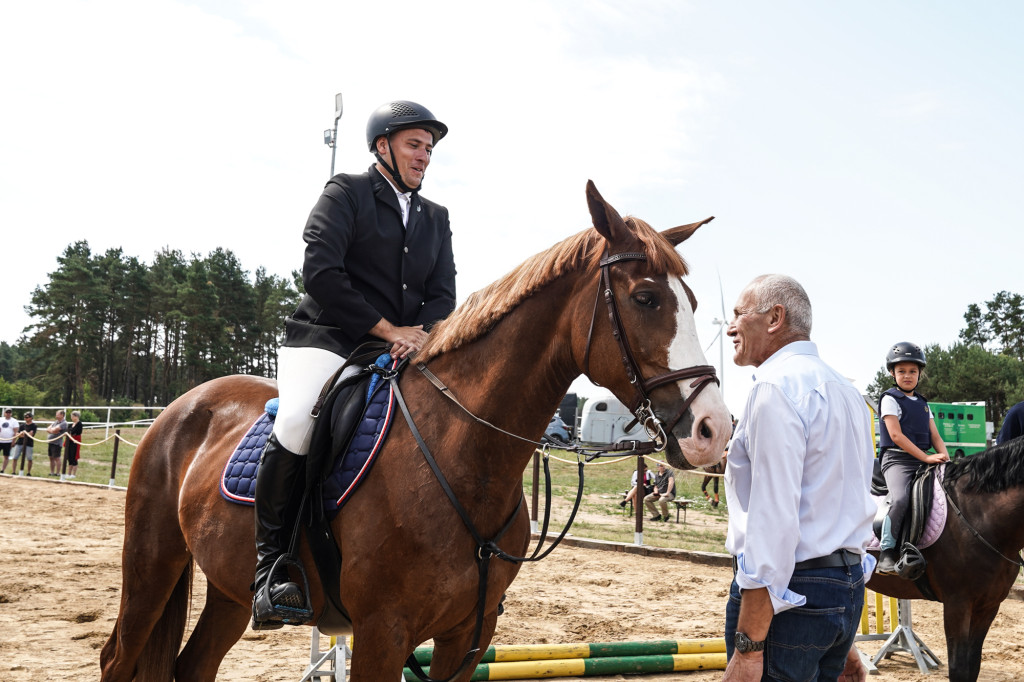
666, 277, 733, 467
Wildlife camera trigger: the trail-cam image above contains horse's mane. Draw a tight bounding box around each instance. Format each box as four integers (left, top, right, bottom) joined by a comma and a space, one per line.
418, 217, 688, 362
943, 436, 1024, 493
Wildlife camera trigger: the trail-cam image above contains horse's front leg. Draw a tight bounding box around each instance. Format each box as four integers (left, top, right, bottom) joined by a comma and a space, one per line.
348, 612, 416, 681
943, 599, 996, 682
427, 609, 498, 682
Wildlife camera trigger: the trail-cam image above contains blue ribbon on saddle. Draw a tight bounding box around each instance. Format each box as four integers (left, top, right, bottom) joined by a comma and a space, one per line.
219, 354, 398, 514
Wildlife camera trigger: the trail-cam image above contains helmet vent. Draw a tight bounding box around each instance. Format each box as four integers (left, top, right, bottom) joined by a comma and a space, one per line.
390, 102, 418, 117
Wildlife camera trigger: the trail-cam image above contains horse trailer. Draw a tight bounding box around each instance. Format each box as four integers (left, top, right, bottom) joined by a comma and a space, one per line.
577, 394, 650, 445
930, 401, 990, 458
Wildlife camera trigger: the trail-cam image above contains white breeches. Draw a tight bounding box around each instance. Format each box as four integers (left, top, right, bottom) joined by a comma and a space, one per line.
273, 346, 361, 454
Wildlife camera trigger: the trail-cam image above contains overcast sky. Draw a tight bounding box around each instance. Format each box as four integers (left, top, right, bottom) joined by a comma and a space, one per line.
3, 1, 1021, 417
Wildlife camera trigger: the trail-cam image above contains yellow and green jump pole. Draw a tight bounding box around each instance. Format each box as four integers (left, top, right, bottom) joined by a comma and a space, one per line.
403, 638, 727, 680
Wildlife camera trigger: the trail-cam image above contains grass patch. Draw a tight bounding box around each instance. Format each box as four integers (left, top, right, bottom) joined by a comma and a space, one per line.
6, 426, 149, 487
523, 450, 728, 554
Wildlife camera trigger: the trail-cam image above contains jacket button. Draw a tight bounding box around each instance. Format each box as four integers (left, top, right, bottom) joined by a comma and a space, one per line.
404, 246, 409, 253
402, 284, 408, 290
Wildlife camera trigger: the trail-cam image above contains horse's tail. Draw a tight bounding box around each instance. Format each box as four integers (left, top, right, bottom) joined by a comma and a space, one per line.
134, 559, 193, 682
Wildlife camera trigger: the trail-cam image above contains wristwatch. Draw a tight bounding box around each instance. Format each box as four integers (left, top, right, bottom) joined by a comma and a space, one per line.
734, 631, 766, 654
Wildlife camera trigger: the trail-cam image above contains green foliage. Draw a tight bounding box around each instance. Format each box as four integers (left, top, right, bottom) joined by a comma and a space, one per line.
17, 242, 301, 406
959, 291, 1024, 361
866, 342, 1024, 430
0, 377, 47, 406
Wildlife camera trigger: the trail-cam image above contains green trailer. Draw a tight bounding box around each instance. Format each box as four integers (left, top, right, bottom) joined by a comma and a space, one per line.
931, 401, 988, 458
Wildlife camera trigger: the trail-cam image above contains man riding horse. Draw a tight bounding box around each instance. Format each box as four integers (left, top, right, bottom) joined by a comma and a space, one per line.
252, 100, 456, 628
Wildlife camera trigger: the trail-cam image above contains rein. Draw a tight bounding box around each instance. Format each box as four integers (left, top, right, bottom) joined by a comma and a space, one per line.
943, 484, 1024, 569
388, 370, 585, 682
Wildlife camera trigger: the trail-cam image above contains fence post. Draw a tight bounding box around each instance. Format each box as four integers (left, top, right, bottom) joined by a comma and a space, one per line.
634, 455, 646, 546
109, 428, 120, 487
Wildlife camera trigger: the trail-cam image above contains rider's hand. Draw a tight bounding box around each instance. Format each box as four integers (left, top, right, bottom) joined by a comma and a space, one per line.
371, 318, 428, 359
928, 453, 950, 464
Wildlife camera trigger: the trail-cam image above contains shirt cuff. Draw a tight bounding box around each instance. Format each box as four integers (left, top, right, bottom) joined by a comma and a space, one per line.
734, 552, 806, 614
861, 552, 877, 582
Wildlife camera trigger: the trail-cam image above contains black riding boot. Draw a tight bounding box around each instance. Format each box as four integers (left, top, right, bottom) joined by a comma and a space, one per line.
252, 434, 309, 628
876, 548, 900, 575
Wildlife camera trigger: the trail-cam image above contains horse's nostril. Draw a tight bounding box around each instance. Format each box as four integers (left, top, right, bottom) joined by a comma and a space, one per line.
700, 421, 712, 439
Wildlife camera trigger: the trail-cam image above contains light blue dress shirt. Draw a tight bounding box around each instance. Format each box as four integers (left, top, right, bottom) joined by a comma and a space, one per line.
725, 341, 877, 613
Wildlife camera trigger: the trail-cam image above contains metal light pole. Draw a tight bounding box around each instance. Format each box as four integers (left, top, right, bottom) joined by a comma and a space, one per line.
324, 92, 343, 178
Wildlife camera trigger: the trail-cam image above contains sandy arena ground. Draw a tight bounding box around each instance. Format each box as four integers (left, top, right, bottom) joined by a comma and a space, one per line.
2, 476, 1023, 681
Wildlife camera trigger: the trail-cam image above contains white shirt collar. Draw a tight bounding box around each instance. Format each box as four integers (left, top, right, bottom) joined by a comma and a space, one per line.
378, 168, 412, 227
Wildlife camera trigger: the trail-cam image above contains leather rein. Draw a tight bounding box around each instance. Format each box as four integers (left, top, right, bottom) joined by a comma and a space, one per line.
392, 250, 719, 681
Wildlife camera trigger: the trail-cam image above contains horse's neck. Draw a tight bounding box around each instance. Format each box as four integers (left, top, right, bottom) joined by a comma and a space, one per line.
435, 285, 579, 433
951, 479, 1024, 555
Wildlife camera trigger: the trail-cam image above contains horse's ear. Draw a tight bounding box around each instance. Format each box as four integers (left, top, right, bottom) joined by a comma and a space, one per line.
662, 216, 714, 246
586, 180, 629, 243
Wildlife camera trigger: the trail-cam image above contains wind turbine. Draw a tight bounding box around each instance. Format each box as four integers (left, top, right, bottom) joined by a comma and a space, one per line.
705, 273, 728, 403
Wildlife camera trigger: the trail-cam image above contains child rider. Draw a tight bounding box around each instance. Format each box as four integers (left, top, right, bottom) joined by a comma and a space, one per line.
876, 341, 950, 575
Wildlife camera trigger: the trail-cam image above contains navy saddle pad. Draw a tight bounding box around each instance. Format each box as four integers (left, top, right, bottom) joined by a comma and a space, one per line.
219, 355, 398, 515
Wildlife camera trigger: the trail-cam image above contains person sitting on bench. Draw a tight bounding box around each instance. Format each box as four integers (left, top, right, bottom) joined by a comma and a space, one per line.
619, 467, 654, 509
644, 462, 675, 521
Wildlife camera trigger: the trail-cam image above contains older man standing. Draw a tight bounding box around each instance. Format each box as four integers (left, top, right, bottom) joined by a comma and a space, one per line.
722, 274, 876, 682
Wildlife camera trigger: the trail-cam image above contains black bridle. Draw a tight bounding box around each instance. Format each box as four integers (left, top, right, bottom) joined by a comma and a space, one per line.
583, 251, 720, 451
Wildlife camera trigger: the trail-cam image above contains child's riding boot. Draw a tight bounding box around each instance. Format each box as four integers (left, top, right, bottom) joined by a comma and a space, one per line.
252, 434, 308, 628
876, 548, 900, 575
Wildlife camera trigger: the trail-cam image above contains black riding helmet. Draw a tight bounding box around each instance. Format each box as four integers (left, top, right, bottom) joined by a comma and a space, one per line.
886, 341, 927, 372
366, 100, 447, 193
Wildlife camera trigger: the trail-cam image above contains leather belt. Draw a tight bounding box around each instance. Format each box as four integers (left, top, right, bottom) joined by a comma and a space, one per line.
793, 549, 859, 571
731, 549, 860, 575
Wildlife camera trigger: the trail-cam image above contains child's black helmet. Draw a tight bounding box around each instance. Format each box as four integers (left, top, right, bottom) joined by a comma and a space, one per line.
365, 100, 447, 151
886, 342, 926, 371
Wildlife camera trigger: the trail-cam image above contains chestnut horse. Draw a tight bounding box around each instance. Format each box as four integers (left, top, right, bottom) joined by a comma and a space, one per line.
868, 436, 1024, 682
99, 182, 732, 681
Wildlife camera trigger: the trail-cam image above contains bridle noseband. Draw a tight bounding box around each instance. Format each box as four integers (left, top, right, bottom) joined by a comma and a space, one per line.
583, 251, 719, 449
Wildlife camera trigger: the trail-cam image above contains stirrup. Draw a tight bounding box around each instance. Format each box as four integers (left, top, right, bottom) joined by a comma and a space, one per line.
895, 543, 927, 581
252, 554, 314, 629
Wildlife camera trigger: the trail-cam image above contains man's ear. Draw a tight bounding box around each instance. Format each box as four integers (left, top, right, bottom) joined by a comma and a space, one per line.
375, 136, 389, 156
766, 304, 787, 334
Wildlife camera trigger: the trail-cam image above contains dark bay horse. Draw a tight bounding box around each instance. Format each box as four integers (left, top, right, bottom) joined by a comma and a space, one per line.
100, 181, 732, 681
867, 437, 1024, 682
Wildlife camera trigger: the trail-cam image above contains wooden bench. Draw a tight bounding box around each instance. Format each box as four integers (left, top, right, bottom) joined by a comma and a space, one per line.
672, 499, 690, 524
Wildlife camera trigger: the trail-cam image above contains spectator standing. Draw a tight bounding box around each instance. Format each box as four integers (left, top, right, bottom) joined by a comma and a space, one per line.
997, 401, 1024, 445
643, 462, 676, 521
0, 408, 18, 474
46, 410, 68, 476
722, 274, 876, 682
12, 412, 38, 476
64, 411, 83, 479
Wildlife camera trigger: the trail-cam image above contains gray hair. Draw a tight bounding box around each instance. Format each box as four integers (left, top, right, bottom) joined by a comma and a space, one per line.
746, 274, 812, 336
71, 410, 81, 418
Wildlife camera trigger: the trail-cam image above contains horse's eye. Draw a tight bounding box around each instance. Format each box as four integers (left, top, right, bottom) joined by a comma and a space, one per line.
633, 292, 657, 307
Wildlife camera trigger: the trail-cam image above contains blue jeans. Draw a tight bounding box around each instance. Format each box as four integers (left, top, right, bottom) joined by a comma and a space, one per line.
725, 562, 864, 682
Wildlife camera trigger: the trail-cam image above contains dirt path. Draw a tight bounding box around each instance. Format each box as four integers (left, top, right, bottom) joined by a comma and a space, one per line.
2, 476, 1023, 681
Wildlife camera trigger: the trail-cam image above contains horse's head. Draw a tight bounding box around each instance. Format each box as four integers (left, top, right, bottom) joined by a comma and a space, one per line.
577, 181, 732, 469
